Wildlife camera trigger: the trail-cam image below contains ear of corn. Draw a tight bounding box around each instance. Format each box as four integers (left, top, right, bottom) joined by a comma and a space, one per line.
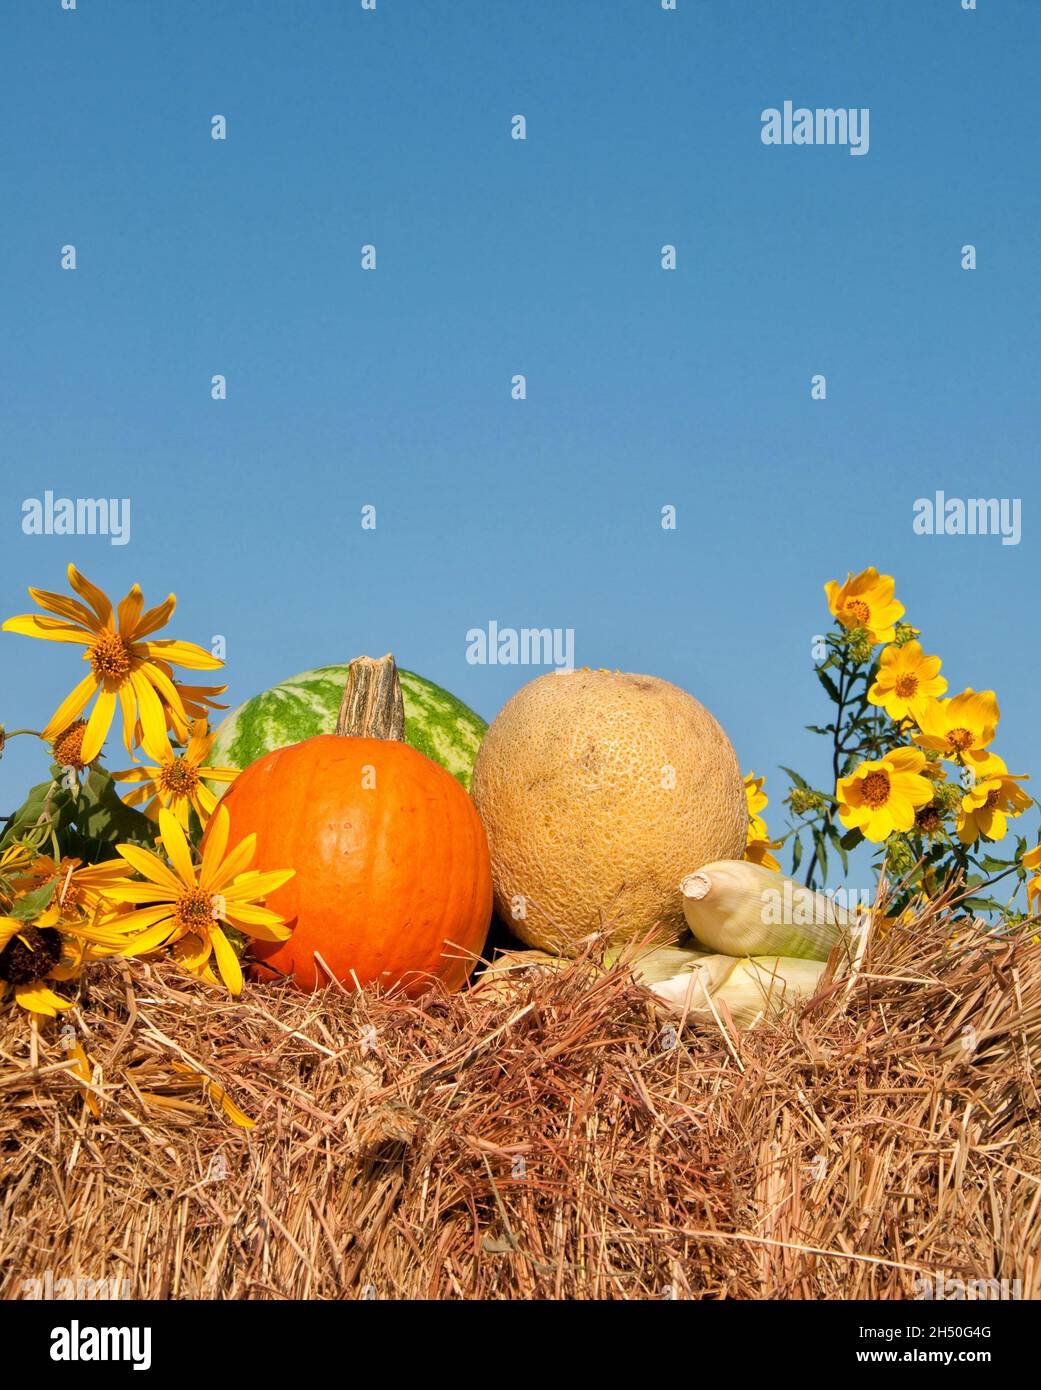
634, 947, 827, 1027
478, 911, 832, 1029
605, 942, 713, 982
680, 859, 854, 961
473, 948, 567, 1000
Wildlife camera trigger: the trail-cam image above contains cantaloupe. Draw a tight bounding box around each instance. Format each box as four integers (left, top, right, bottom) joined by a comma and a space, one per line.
470, 669, 746, 955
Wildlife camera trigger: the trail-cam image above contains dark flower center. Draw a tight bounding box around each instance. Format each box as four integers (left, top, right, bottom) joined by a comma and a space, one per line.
0, 925, 63, 984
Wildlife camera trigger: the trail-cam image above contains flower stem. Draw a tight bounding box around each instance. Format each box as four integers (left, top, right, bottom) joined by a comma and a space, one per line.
804, 647, 850, 889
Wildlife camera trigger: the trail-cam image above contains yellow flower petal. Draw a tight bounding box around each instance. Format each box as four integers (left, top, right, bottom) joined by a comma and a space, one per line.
41, 671, 101, 742
192, 782, 219, 820
211, 1084, 256, 1129
158, 808, 198, 888
223, 913, 291, 942
206, 836, 257, 891
27, 587, 102, 632
172, 934, 212, 970
0, 918, 23, 951
67, 1041, 101, 1118
130, 668, 170, 761
221, 869, 294, 903
129, 594, 176, 641
141, 659, 188, 729
117, 680, 138, 757
80, 686, 118, 763
93, 915, 179, 955
140, 639, 224, 671
93, 880, 176, 905
113, 843, 183, 896
886, 746, 926, 775
2, 613, 94, 644
116, 583, 144, 634
14, 982, 71, 1016
199, 803, 230, 888
67, 565, 115, 629
210, 925, 243, 995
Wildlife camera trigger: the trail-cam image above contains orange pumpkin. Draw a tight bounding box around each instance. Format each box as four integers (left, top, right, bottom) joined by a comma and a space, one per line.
209, 656, 492, 996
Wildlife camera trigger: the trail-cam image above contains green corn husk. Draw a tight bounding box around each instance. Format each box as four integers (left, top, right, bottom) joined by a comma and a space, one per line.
680, 859, 856, 961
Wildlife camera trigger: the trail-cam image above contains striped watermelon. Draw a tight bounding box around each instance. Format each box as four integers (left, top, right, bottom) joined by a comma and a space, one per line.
208, 665, 487, 791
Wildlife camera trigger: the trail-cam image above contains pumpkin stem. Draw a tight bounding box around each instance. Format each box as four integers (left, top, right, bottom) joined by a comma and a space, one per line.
336, 654, 406, 741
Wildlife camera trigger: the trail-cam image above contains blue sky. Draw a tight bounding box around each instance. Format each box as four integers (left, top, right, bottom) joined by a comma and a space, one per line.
1, 0, 1038, 885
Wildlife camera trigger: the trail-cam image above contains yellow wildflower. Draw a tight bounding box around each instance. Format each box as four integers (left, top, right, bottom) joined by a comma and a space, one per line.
96, 805, 294, 995
867, 640, 947, 723
1, 890, 162, 1017
2, 565, 223, 764
743, 771, 781, 870
914, 688, 999, 764
1023, 844, 1041, 918
836, 746, 934, 842
825, 567, 905, 644
113, 721, 237, 829
956, 755, 1031, 845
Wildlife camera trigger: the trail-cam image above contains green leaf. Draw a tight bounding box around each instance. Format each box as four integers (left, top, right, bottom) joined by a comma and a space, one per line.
10, 879, 57, 922
780, 766, 809, 792
827, 823, 850, 873
814, 666, 841, 703
0, 767, 156, 867
960, 896, 1000, 913
977, 854, 1013, 875
68, 768, 155, 858
813, 828, 828, 881
792, 834, 803, 873
839, 827, 864, 851
0, 778, 76, 852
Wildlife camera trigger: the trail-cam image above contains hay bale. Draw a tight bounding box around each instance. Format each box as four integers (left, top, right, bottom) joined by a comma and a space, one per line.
1, 895, 1039, 1300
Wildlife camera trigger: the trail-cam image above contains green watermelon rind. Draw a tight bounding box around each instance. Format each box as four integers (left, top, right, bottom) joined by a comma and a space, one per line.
208, 664, 486, 791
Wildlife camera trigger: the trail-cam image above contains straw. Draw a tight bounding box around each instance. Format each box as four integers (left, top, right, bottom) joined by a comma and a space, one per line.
1, 890, 1038, 1300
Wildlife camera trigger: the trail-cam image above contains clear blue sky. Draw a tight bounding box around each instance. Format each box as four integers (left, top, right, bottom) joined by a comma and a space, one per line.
2, 1, 1038, 885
